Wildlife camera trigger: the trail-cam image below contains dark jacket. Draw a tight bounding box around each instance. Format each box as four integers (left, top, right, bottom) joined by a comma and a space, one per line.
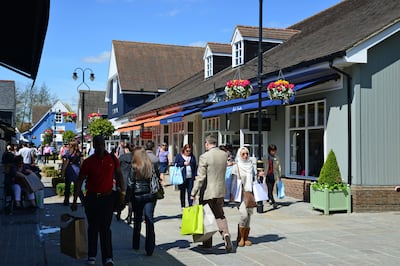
174, 153, 197, 179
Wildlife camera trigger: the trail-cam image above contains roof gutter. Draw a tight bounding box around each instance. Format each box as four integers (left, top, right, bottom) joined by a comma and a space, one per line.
329, 61, 352, 186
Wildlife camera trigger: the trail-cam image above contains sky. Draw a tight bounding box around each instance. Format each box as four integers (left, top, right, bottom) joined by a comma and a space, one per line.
0, 0, 342, 112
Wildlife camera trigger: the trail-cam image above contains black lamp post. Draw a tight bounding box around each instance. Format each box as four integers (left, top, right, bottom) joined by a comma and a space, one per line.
256, 0, 264, 213
72, 67, 95, 149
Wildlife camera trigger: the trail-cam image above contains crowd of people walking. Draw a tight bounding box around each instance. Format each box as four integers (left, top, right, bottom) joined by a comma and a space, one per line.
2, 135, 283, 266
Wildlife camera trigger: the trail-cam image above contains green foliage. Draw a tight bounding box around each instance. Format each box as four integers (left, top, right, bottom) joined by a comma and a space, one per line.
63, 130, 76, 143
43, 129, 53, 145
88, 118, 115, 138
312, 149, 346, 191
56, 183, 74, 196
51, 177, 64, 188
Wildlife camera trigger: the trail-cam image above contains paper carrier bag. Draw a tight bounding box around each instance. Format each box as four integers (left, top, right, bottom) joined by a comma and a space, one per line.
60, 213, 87, 259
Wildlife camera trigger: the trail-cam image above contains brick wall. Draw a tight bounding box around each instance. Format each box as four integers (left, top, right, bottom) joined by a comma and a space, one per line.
281, 178, 400, 212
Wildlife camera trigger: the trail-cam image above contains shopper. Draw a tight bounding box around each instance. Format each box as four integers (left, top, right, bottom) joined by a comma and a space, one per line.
191, 135, 232, 253
71, 135, 125, 266
174, 144, 197, 208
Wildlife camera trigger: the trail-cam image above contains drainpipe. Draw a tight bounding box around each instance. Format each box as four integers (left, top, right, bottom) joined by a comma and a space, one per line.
329, 61, 352, 185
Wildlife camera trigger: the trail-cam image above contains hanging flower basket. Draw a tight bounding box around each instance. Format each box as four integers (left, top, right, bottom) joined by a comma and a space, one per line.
267, 79, 295, 104
44, 129, 53, 135
88, 112, 102, 123
62, 111, 77, 123
224, 79, 253, 100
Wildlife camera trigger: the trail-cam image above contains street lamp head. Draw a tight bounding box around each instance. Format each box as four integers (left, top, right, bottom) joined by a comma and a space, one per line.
89, 73, 95, 81
72, 72, 78, 80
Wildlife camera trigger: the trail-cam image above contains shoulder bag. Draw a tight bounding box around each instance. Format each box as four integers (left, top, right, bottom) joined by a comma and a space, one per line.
237, 165, 257, 208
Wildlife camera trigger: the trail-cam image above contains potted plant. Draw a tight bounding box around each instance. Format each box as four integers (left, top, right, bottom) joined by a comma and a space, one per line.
224, 79, 253, 100
266, 79, 295, 104
310, 149, 351, 215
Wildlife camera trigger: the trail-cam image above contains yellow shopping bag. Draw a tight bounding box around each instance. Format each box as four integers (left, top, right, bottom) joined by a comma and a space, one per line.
180, 205, 204, 235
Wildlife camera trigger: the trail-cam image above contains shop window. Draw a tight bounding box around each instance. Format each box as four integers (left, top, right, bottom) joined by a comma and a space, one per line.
288, 100, 325, 178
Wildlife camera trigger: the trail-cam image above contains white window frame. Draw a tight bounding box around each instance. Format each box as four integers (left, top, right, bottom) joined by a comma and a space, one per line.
205, 56, 213, 78
233, 41, 244, 67
112, 78, 118, 105
286, 100, 326, 179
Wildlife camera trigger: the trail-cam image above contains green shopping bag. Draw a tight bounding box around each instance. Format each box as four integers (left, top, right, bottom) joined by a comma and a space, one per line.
180, 205, 204, 235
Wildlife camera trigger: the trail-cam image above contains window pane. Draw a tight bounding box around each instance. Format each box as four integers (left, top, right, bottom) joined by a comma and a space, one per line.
308, 129, 324, 177
298, 105, 305, 127
307, 103, 315, 127
289, 106, 296, 128
289, 130, 305, 175
317, 102, 324, 126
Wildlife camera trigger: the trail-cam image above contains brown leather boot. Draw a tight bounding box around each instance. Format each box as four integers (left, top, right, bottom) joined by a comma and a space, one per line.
238, 227, 246, 247
244, 227, 252, 246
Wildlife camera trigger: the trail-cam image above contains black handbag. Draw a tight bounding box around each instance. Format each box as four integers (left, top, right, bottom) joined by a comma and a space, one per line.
150, 168, 164, 200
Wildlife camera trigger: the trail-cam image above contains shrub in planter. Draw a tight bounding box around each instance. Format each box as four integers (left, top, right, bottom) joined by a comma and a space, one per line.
56, 183, 74, 196
41, 166, 55, 172
310, 149, 351, 214
311, 149, 348, 191
52, 177, 65, 188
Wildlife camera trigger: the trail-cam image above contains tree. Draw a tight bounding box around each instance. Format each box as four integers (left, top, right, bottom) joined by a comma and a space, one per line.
88, 118, 115, 138
15, 82, 57, 131
62, 130, 76, 144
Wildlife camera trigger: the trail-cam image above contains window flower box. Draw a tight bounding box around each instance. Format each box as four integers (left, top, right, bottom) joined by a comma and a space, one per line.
267, 79, 295, 104
224, 79, 253, 100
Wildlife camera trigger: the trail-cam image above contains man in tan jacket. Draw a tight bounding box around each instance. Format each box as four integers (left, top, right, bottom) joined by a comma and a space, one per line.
191, 135, 232, 253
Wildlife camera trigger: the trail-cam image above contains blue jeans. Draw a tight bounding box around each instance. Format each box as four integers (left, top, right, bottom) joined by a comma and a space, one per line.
132, 194, 155, 256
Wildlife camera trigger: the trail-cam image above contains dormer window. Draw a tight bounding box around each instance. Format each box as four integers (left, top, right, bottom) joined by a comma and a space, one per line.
233, 41, 243, 67
205, 56, 213, 78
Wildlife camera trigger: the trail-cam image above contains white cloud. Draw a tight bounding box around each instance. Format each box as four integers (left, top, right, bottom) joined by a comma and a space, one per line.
82, 51, 110, 64
189, 41, 206, 47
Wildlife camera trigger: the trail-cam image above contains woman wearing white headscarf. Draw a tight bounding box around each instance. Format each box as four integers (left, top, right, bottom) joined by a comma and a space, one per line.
231, 146, 260, 247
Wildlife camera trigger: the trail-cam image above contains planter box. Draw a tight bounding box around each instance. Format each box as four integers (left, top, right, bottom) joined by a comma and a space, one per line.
310, 185, 351, 215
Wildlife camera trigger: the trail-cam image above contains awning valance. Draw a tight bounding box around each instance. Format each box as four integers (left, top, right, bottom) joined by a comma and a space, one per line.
160, 108, 201, 124
117, 113, 176, 133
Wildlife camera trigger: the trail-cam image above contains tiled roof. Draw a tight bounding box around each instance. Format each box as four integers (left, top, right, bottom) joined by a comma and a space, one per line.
207, 42, 231, 54
113, 40, 205, 93
236, 25, 299, 41
0, 80, 16, 110
32, 105, 51, 125
123, 0, 400, 118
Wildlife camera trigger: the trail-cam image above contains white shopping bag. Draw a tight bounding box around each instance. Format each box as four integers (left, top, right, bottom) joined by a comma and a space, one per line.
232, 179, 242, 202
252, 181, 269, 202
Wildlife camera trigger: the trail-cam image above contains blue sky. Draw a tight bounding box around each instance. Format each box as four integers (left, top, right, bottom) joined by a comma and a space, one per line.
0, 0, 341, 111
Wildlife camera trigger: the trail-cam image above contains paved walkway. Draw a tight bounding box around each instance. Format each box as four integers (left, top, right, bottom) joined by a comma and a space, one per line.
1, 162, 400, 265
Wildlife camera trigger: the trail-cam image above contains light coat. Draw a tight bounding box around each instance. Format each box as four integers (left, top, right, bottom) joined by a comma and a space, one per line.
191, 147, 228, 200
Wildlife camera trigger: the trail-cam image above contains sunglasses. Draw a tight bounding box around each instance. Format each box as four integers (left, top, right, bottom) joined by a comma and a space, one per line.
241, 152, 249, 156
185, 150, 191, 152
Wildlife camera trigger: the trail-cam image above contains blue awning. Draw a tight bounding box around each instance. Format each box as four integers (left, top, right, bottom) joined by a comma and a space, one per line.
160, 108, 201, 124
202, 98, 284, 118
201, 75, 339, 118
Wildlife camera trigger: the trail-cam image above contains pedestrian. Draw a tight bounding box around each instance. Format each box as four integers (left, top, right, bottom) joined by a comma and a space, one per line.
71, 135, 125, 266
116, 141, 126, 158
156, 142, 169, 186
61, 141, 83, 206
231, 146, 262, 247
43, 144, 51, 164
117, 142, 134, 222
190, 135, 233, 253
128, 147, 157, 256
265, 144, 281, 209
174, 144, 197, 209
18, 142, 34, 169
